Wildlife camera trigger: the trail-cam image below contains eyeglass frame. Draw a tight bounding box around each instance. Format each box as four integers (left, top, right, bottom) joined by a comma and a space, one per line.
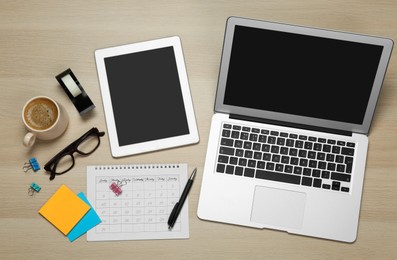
44, 127, 105, 180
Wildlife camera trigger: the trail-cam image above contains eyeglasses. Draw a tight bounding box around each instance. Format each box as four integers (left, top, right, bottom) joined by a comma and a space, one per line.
44, 127, 105, 180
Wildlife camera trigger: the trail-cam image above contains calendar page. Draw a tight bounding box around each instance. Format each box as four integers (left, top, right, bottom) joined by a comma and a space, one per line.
87, 164, 189, 241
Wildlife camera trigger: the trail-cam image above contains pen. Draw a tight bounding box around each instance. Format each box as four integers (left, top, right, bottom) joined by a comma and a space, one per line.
168, 168, 197, 230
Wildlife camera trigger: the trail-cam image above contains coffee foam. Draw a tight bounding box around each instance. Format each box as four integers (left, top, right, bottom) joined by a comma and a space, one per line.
24, 98, 58, 130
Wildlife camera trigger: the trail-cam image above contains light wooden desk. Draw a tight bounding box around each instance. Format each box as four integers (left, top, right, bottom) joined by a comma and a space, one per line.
1, 1, 396, 259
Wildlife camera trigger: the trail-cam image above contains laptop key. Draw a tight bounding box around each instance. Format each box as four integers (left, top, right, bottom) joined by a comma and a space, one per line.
345, 156, 354, 173
243, 141, 252, 149
259, 135, 267, 143
284, 165, 293, 173
293, 166, 302, 175
244, 168, 255, 177
220, 146, 234, 156
244, 150, 253, 158
216, 164, 225, 173
257, 161, 266, 169
231, 131, 240, 139
235, 166, 244, 176
275, 164, 284, 172
240, 132, 249, 140
261, 129, 269, 135
280, 147, 289, 155
341, 147, 355, 156
222, 129, 231, 137
336, 164, 346, 172
252, 128, 260, 133
277, 137, 285, 145
312, 169, 321, 177
281, 156, 290, 164
268, 136, 276, 144
234, 140, 243, 148
235, 149, 244, 157
332, 146, 341, 154
301, 177, 313, 186
322, 184, 331, 189
248, 160, 256, 167
299, 135, 307, 140
341, 187, 350, 192
280, 132, 289, 137
322, 144, 331, 152
254, 152, 262, 160
331, 172, 351, 182
253, 143, 261, 150
286, 139, 294, 147
218, 155, 229, 163
332, 181, 341, 191
262, 144, 270, 152
256, 169, 301, 184
221, 138, 234, 146
263, 153, 271, 161
313, 178, 322, 188
347, 142, 355, 147
226, 165, 234, 174
230, 157, 238, 165
270, 145, 280, 153
238, 158, 247, 166
295, 140, 304, 148
266, 162, 275, 170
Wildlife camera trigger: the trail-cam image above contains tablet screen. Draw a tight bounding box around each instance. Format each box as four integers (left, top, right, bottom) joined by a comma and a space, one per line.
104, 46, 190, 146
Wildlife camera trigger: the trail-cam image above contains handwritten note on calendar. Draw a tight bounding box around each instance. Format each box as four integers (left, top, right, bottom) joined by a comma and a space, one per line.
86, 164, 189, 241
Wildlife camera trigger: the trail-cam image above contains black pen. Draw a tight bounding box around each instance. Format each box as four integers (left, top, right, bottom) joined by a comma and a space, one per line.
168, 168, 197, 230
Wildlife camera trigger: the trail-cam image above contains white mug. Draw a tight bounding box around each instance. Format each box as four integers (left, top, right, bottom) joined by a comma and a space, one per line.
22, 96, 69, 147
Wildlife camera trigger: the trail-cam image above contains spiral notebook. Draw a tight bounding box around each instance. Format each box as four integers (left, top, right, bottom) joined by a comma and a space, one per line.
86, 163, 189, 241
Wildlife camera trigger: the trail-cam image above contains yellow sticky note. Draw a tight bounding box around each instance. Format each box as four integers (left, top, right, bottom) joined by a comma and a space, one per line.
39, 185, 90, 235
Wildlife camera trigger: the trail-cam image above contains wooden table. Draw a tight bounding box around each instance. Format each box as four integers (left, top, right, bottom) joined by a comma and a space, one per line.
1, 1, 396, 259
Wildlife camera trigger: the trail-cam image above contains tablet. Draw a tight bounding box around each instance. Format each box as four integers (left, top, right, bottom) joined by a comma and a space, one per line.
95, 36, 199, 157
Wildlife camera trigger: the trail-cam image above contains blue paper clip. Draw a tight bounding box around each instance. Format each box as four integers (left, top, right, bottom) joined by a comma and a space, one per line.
23, 158, 40, 172
28, 182, 41, 196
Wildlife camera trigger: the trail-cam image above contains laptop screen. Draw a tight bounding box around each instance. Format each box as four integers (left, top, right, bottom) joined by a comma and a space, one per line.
224, 25, 383, 125
215, 18, 393, 134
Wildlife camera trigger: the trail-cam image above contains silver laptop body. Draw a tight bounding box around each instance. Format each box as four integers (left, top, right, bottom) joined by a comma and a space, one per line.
197, 17, 393, 242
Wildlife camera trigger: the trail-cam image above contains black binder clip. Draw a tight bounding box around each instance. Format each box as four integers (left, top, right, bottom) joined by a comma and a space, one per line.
56, 68, 95, 115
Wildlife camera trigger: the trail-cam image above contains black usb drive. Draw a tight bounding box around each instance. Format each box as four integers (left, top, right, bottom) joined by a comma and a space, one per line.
56, 68, 95, 115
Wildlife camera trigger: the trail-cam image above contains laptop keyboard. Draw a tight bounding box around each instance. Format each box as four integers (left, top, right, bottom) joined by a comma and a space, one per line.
216, 123, 356, 193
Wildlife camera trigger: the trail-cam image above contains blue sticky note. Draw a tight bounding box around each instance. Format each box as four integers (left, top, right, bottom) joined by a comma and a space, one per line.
67, 192, 101, 242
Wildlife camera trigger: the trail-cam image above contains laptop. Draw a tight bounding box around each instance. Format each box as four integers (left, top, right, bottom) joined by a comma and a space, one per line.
197, 17, 393, 242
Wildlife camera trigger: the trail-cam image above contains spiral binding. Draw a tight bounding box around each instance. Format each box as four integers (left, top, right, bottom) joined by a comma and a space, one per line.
94, 163, 181, 171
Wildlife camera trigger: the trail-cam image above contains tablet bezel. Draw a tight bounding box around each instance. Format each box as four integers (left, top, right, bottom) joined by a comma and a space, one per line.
95, 36, 199, 157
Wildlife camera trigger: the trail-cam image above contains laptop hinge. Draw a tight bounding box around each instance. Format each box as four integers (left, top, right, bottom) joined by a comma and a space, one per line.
230, 114, 353, 137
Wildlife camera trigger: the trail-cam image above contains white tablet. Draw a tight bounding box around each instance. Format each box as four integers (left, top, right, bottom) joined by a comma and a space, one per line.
95, 36, 199, 157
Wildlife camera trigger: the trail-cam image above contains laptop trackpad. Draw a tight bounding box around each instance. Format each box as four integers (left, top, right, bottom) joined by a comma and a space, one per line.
251, 186, 306, 229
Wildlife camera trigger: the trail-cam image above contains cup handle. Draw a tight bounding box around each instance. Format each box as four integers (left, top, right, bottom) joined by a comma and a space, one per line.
23, 132, 36, 147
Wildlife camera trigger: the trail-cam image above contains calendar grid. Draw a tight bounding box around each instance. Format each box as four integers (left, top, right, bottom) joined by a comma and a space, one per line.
95, 175, 181, 233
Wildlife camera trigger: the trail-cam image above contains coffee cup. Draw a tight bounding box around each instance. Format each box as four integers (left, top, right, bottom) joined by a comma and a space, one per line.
22, 96, 69, 147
